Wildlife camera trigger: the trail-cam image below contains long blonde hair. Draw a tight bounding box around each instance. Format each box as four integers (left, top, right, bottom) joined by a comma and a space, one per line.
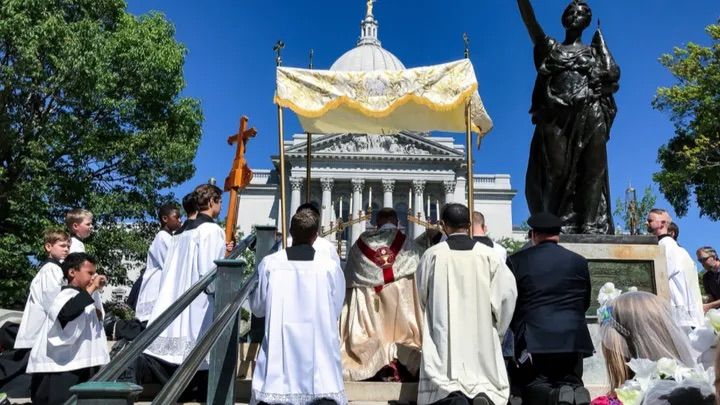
601, 291, 695, 390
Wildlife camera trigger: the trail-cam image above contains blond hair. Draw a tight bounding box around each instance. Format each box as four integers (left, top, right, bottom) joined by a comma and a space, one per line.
602, 292, 693, 390
44, 228, 70, 245
65, 208, 93, 229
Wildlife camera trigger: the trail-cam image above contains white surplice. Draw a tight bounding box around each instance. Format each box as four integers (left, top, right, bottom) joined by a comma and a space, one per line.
15, 260, 66, 349
659, 236, 703, 329
135, 230, 174, 322
27, 287, 108, 373
249, 246, 347, 405
144, 216, 225, 366
69, 236, 85, 253
416, 239, 517, 405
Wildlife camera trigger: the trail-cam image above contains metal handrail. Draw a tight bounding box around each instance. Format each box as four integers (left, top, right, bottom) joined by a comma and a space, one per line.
152, 268, 258, 404
90, 234, 256, 382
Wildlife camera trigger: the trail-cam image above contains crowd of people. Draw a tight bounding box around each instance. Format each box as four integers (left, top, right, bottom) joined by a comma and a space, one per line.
0, 192, 719, 405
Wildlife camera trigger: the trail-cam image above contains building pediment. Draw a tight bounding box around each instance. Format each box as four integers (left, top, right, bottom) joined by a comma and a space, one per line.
285, 132, 464, 161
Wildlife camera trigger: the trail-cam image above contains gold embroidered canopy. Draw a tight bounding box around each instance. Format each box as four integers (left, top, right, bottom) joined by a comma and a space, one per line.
274, 59, 493, 136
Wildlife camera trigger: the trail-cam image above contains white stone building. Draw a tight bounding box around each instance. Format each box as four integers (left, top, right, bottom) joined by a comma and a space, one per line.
236, 5, 516, 248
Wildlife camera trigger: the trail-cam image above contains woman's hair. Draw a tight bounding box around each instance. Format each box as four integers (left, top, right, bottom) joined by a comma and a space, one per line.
601, 291, 695, 390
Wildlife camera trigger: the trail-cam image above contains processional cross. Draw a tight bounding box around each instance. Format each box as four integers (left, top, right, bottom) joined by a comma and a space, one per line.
223, 116, 257, 246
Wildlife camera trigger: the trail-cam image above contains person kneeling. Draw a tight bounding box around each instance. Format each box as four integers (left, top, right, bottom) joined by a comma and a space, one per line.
27, 253, 108, 405
250, 209, 347, 405
416, 204, 517, 405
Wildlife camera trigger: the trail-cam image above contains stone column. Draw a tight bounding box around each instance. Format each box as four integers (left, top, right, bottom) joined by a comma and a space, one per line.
350, 178, 365, 246
382, 179, 395, 208
289, 177, 303, 217
412, 180, 426, 237
320, 177, 334, 231
443, 179, 456, 205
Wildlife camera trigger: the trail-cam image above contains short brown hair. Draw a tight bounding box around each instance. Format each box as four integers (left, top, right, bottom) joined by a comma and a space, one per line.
194, 184, 222, 211
44, 228, 70, 245
290, 209, 319, 244
472, 211, 485, 227
65, 208, 93, 228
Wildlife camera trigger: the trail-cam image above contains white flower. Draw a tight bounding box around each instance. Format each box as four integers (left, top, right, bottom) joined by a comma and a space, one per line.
656, 357, 678, 378
598, 282, 622, 306
628, 286, 638, 292
627, 358, 657, 391
706, 308, 720, 332
688, 326, 717, 353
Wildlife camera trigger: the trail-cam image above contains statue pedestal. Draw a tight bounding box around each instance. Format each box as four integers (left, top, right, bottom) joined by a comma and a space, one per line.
559, 234, 667, 390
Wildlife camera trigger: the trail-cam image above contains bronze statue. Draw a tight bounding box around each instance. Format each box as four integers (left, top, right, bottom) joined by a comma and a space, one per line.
518, 0, 620, 234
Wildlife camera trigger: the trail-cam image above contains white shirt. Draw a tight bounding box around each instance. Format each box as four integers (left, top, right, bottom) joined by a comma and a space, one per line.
69, 236, 85, 253
15, 260, 65, 349
416, 239, 517, 405
144, 217, 225, 366
135, 230, 174, 322
27, 287, 108, 373
249, 247, 347, 405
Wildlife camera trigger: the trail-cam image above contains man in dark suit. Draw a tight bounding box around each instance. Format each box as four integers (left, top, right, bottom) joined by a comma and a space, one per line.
507, 213, 593, 405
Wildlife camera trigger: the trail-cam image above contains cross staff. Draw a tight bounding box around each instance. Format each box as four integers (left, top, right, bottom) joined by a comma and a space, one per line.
223, 116, 257, 246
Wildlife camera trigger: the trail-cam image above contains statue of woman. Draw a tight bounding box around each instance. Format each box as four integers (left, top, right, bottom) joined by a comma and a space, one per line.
518, 0, 620, 234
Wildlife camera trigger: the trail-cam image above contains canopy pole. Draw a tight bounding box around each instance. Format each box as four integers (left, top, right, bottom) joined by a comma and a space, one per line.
274, 40, 288, 249
305, 49, 314, 204
463, 32, 474, 236
465, 100, 474, 237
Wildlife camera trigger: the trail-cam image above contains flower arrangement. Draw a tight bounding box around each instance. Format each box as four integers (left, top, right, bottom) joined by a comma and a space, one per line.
606, 358, 715, 405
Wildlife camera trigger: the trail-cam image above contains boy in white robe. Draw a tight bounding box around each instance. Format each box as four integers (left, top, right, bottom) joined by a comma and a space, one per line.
250, 209, 347, 405
0, 229, 70, 396
416, 204, 517, 405
65, 209, 93, 253
131, 203, 182, 321
27, 252, 108, 405
341, 207, 425, 381
15, 229, 71, 350
135, 184, 225, 400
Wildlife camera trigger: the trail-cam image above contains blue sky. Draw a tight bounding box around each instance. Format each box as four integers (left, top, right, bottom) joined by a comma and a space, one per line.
127, 0, 718, 254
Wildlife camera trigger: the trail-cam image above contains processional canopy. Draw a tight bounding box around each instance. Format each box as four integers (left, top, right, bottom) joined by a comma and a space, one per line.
274, 59, 493, 136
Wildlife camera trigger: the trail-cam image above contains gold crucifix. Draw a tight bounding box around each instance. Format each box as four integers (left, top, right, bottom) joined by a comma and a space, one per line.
273, 40, 285, 67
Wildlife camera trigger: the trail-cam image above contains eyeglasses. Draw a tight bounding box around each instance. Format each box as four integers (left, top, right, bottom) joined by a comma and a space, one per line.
699, 256, 713, 263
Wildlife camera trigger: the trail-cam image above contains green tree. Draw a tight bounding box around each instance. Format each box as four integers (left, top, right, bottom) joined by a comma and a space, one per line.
0, 1, 202, 308
653, 22, 720, 219
613, 186, 658, 235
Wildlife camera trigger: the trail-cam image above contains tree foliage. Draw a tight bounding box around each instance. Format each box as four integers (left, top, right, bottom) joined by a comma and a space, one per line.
653, 22, 720, 219
613, 186, 658, 235
0, 1, 202, 308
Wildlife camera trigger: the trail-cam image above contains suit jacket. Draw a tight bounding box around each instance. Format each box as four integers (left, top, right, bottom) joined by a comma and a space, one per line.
507, 241, 593, 356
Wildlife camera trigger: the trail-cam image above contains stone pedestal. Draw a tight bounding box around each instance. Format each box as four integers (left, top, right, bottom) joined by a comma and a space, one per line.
559, 234, 667, 390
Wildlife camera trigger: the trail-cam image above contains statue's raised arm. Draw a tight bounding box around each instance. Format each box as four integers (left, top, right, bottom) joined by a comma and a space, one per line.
517, 0, 545, 45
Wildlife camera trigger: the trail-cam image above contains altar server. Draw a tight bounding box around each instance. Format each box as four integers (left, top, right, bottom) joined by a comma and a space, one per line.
416, 203, 517, 405
27, 253, 108, 405
65, 208, 93, 254
250, 209, 347, 405
144, 184, 225, 366
341, 207, 424, 381
278, 203, 341, 267
15, 229, 71, 350
133, 203, 182, 321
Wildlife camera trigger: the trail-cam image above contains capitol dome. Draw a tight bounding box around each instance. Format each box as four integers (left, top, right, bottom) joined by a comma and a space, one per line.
330, 9, 405, 71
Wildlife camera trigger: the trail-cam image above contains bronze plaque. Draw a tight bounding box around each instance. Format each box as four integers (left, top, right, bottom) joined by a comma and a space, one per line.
587, 260, 656, 317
